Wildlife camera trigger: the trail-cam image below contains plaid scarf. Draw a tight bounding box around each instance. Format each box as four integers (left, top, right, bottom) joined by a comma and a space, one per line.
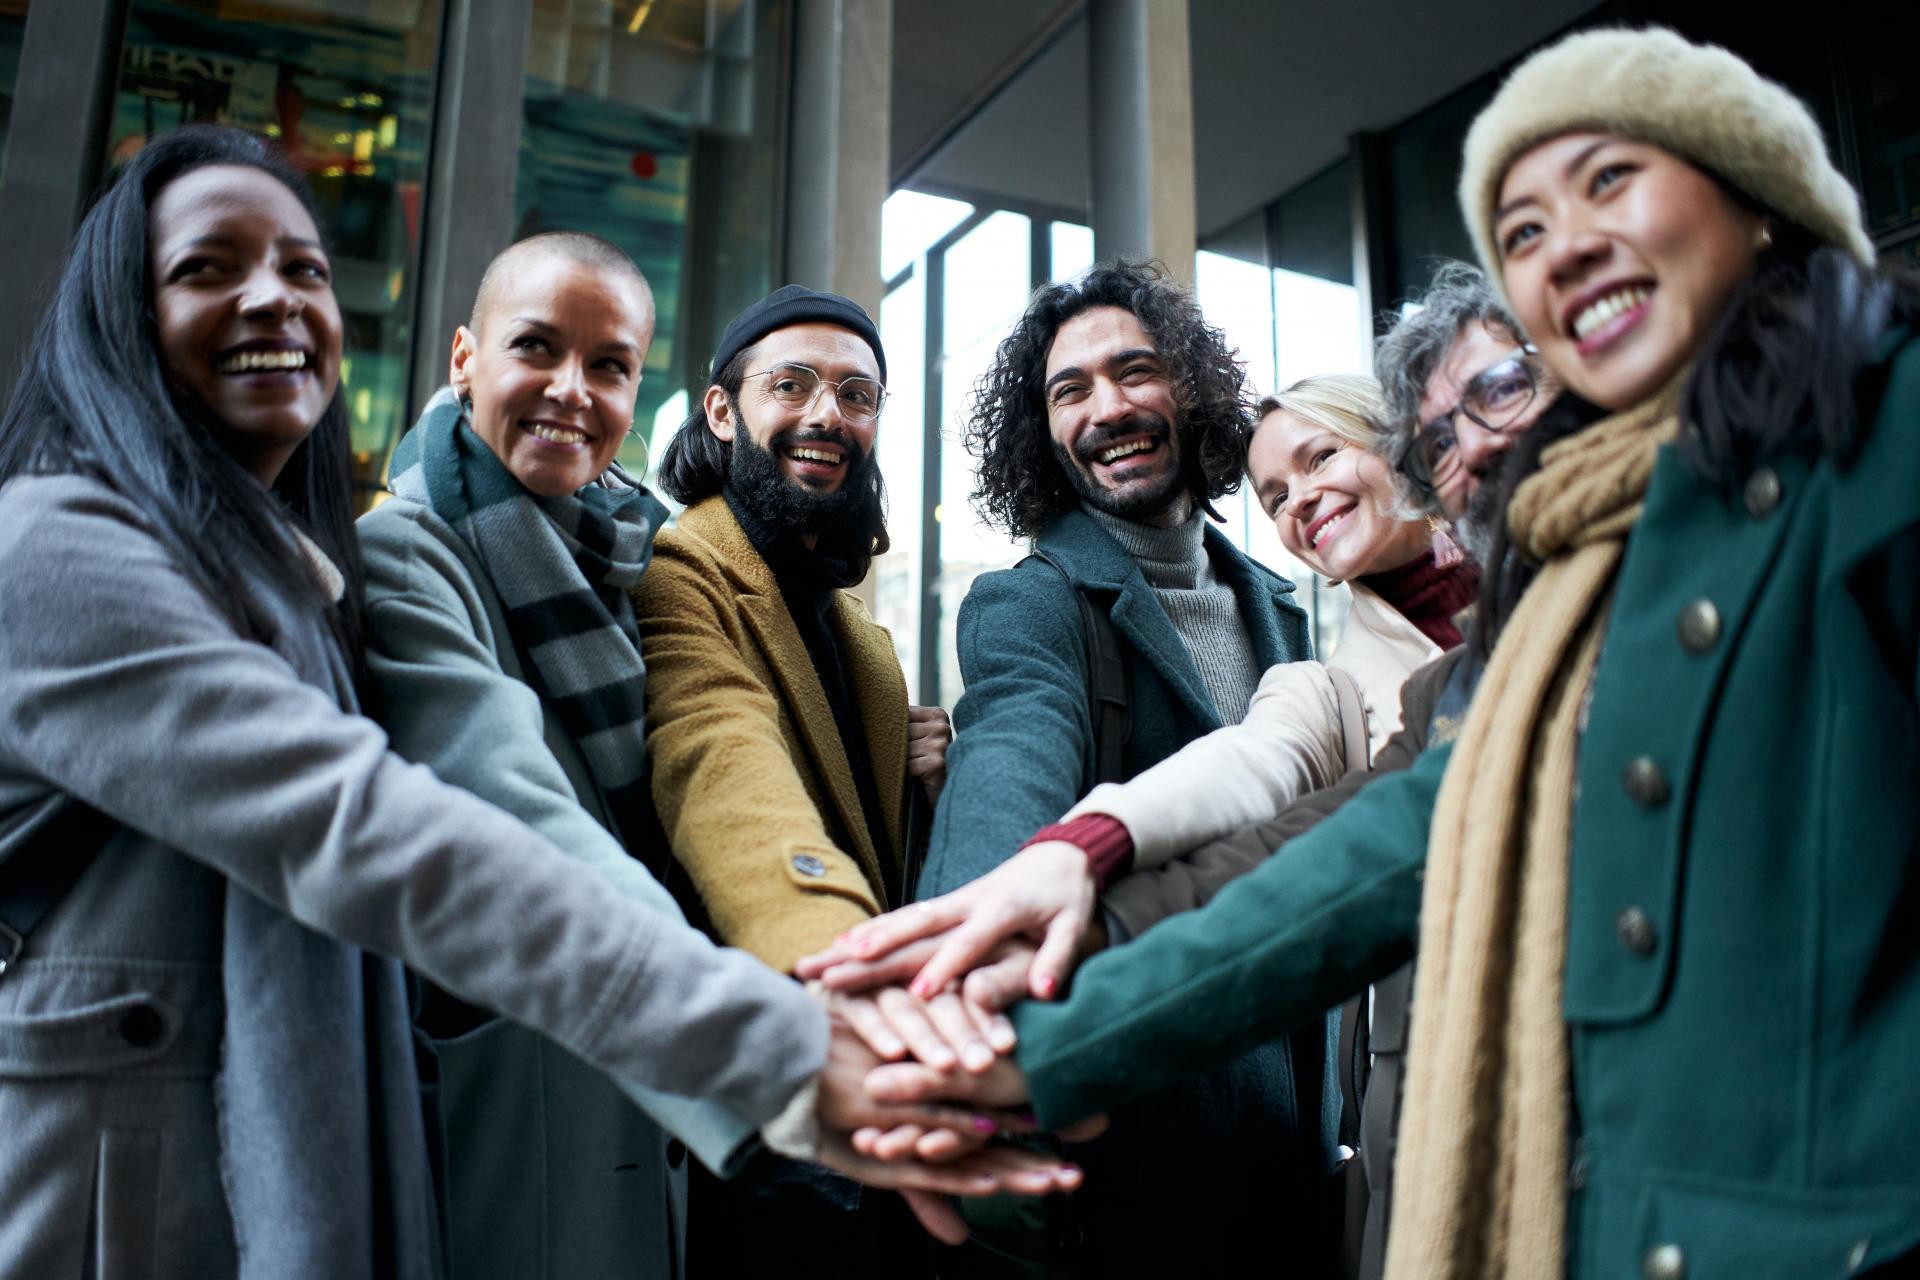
388, 390, 667, 846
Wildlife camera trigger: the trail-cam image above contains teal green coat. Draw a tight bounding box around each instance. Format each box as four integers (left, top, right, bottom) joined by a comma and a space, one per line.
923, 508, 1311, 894
1017, 330, 1920, 1278
926, 509, 1324, 1272
359, 497, 763, 1280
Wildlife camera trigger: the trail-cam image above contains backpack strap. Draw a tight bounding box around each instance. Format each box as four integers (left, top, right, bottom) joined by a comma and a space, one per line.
1021, 549, 1131, 784
0, 800, 112, 979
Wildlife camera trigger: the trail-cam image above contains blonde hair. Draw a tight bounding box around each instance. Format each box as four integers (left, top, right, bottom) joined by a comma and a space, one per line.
1256, 374, 1389, 452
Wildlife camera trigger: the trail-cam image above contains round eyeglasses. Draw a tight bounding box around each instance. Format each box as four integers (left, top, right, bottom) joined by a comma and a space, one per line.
743, 362, 887, 423
1400, 347, 1541, 498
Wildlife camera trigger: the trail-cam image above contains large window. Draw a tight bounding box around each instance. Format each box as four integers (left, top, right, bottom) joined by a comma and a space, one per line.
0, 1, 26, 183
876, 190, 1091, 704
112, 0, 441, 504
522, 0, 789, 481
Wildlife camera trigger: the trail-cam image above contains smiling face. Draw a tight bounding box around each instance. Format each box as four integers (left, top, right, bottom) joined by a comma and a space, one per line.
1493, 132, 1765, 412
1414, 319, 1555, 521
1249, 408, 1430, 582
451, 254, 654, 498
1042, 306, 1186, 522
149, 164, 343, 483
704, 322, 881, 500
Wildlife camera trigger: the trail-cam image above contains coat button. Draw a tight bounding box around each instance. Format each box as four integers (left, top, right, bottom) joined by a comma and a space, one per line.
1675, 599, 1721, 653
1643, 1243, 1687, 1280
666, 1139, 687, 1169
1743, 466, 1782, 519
1847, 1239, 1870, 1272
119, 1004, 164, 1048
1622, 756, 1670, 808
1616, 907, 1657, 955
792, 854, 827, 877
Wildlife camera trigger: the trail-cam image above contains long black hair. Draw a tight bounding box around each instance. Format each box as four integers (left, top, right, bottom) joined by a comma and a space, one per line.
0, 125, 367, 668
967, 258, 1252, 541
1475, 227, 1920, 654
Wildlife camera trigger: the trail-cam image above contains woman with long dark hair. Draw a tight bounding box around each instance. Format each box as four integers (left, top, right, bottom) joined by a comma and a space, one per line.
844, 29, 1920, 1277
0, 127, 1072, 1278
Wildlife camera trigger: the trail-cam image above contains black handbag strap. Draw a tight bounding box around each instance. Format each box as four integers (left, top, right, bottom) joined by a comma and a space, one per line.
1022, 549, 1131, 784
0, 800, 111, 978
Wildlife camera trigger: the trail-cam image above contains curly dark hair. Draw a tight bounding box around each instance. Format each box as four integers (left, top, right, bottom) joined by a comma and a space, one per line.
965, 258, 1254, 539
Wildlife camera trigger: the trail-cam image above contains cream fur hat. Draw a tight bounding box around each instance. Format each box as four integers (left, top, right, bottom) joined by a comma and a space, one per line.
1458, 26, 1875, 298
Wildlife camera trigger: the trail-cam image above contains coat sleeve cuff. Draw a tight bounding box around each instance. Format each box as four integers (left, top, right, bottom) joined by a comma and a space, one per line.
1023, 814, 1134, 890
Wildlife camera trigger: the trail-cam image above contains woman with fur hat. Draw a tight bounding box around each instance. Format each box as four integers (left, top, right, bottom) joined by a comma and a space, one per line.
854, 27, 1920, 1278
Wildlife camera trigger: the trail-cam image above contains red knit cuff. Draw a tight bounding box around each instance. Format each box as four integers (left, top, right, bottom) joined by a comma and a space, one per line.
1022, 814, 1135, 890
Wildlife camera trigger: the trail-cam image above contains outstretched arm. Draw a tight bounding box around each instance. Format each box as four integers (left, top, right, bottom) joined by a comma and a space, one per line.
1011, 743, 1447, 1128
0, 476, 822, 1132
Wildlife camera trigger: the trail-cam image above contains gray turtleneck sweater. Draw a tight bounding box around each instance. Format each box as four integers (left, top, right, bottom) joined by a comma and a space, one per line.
1085, 504, 1262, 723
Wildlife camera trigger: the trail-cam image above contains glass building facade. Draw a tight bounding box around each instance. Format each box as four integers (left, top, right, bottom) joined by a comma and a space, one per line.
0, 0, 794, 507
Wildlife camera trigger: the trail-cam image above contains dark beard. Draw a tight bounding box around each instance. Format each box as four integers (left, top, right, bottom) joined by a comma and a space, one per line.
726, 425, 880, 537
1455, 477, 1505, 564
1051, 413, 1187, 522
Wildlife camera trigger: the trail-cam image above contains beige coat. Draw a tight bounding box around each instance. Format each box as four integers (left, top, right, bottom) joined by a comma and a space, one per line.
632, 496, 908, 972
1065, 581, 1440, 867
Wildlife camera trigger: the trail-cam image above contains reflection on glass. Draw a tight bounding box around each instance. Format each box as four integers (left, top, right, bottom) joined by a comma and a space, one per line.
876, 273, 926, 700
882, 189, 973, 281
936, 211, 1030, 702
520, 0, 789, 481
112, 0, 440, 508
1049, 221, 1093, 283
0, 1, 26, 183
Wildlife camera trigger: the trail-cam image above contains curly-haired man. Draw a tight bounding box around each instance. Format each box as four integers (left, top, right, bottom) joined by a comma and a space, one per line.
920, 260, 1332, 1275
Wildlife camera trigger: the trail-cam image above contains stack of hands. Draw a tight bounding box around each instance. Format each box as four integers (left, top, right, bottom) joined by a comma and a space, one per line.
789, 839, 1109, 1243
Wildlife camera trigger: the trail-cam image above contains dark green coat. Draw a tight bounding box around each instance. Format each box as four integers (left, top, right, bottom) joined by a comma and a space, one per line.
1016, 330, 1920, 1278
925, 508, 1321, 1274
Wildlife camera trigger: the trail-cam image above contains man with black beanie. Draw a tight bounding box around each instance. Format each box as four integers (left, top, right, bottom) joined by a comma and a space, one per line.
634, 285, 950, 1276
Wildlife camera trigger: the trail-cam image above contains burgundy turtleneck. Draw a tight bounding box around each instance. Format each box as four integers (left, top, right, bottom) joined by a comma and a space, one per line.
1359, 548, 1481, 650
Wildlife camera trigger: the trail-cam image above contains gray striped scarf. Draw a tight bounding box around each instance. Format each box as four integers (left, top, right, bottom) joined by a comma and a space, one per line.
387, 389, 666, 845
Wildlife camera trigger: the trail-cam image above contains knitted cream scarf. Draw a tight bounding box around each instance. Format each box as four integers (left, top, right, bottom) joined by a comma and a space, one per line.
1384, 380, 1683, 1280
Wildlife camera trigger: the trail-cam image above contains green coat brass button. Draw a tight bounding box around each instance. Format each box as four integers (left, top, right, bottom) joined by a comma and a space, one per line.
1623, 756, 1670, 808
1744, 466, 1782, 518
1677, 599, 1721, 653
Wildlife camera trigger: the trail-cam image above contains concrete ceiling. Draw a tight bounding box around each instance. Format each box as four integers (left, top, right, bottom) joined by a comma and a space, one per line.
892, 0, 1601, 240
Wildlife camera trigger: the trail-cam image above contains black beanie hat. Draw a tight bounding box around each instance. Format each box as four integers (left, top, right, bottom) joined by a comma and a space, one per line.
708, 284, 887, 385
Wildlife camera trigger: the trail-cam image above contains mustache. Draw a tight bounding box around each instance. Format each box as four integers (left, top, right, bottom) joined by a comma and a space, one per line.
1072, 414, 1172, 464
773, 425, 866, 462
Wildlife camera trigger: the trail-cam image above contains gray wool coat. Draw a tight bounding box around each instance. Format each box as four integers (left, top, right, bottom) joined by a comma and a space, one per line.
0, 475, 824, 1280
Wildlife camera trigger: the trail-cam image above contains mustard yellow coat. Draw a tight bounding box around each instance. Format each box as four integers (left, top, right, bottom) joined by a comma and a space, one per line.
631, 495, 907, 972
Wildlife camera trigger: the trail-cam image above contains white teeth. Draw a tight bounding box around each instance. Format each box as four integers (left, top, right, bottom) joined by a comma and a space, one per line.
217, 349, 308, 373
789, 447, 842, 464
1310, 511, 1349, 549
1572, 285, 1652, 340
1097, 440, 1152, 464
528, 425, 588, 445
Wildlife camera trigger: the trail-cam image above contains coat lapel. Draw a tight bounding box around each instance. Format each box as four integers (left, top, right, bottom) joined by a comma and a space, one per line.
830, 596, 908, 855
1041, 511, 1224, 730
682, 500, 884, 880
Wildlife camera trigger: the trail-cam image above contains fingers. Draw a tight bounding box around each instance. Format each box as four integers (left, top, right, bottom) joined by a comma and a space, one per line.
910, 913, 1024, 999
876, 987, 959, 1071
1028, 903, 1093, 1000
899, 1189, 969, 1246
834, 991, 908, 1061
831, 899, 970, 968
806, 935, 942, 992
924, 991, 996, 1072
1057, 1113, 1110, 1143
960, 951, 1032, 1026
866, 1054, 1030, 1110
